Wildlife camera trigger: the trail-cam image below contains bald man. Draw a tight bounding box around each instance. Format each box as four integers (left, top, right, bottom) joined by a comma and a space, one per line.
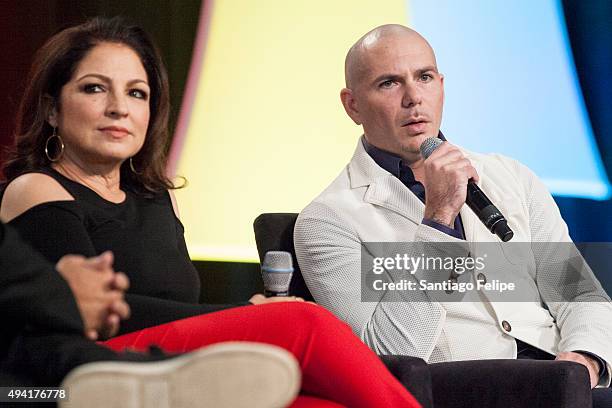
294, 25, 612, 400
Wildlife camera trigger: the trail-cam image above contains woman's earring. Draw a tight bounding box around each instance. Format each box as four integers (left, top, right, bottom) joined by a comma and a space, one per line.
129, 157, 142, 175
44, 127, 64, 162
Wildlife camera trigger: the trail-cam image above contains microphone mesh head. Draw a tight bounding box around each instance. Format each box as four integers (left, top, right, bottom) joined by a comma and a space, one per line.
262, 251, 293, 271
419, 137, 443, 159
261, 251, 294, 295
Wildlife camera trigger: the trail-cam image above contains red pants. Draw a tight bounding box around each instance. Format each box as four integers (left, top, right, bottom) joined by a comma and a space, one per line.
103, 302, 420, 408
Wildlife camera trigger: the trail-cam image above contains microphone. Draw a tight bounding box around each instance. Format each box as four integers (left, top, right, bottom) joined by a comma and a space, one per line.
419, 137, 514, 242
261, 251, 294, 297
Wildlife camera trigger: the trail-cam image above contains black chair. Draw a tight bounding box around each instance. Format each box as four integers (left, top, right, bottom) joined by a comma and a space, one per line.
253, 213, 314, 301
254, 213, 434, 407
253, 213, 593, 408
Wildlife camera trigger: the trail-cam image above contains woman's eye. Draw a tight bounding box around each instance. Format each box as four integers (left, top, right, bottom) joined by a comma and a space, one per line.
129, 89, 148, 100
83, 84, 104, 93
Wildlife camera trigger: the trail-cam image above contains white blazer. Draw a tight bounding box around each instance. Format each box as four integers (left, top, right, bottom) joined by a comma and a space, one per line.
294, 136, 612, 386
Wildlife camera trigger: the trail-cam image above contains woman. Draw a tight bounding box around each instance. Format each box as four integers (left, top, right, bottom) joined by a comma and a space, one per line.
0, 17, 419, 407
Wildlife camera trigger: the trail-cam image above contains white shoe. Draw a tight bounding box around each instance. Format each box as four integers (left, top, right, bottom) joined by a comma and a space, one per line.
59, 341, 300, 408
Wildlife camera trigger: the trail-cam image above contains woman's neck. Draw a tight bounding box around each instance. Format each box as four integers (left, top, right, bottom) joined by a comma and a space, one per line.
52, 156, 126, 203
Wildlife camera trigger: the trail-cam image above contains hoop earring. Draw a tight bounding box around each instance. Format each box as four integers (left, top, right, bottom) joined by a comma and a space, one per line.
45, 128, 64, 162
129, 157, 142, 175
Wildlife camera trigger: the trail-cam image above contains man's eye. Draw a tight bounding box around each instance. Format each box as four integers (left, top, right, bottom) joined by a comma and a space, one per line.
83, 84, 104, 93
129, 89, 148, 100
379, 80, 395, 88
420, 73, 433, 81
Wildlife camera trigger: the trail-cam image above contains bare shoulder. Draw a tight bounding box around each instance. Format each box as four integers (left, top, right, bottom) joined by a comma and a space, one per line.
168, 190, 180, 219
1, 173, 74, 222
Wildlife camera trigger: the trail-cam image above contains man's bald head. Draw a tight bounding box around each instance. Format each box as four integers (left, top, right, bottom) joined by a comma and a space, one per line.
339, 24, 445, 162
344, 24, 437, 89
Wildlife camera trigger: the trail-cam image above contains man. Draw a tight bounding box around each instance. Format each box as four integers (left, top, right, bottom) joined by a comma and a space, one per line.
0, 222, 299, 407
294, 24, 612, 398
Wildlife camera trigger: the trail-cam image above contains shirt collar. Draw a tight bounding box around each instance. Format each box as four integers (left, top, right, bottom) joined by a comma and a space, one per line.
362, 131, 447, 181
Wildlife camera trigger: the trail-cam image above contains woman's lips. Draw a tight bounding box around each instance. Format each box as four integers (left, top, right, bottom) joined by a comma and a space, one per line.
100, 127, 129, 138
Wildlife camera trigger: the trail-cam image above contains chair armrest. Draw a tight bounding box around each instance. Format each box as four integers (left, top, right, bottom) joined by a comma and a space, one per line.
428, 359, 591, 408
379, 354, 434, 408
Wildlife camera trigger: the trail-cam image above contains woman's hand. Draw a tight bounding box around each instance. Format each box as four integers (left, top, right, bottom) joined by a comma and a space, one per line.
249, 294, 305, 305
56, 251, 130, 340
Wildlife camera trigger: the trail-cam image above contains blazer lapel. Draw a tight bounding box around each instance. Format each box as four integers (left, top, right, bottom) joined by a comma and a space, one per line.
365, 178, 424, 225
348, 136, 424, 225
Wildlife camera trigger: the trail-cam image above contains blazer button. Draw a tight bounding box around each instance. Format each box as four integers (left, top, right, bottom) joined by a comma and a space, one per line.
502, 320, 512, 332
477, 273, 487, 284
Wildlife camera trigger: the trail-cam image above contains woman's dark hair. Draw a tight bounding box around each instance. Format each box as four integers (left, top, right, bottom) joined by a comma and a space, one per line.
2, 16, 177, 194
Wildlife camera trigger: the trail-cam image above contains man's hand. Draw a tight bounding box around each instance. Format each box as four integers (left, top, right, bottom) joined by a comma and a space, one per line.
422, 142, 479, 227
55, 251, 130, 340
249, 294, 306, 305
556, 351, 600, 388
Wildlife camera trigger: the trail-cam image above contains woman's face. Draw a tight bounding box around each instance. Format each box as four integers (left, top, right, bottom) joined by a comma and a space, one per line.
49, 42, 151, 167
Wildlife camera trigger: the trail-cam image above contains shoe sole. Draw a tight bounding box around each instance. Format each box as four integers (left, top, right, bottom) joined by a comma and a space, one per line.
59, 341, 301, 408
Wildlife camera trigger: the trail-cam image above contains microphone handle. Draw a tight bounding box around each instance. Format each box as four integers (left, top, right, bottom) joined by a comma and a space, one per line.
465, 181, 514, 242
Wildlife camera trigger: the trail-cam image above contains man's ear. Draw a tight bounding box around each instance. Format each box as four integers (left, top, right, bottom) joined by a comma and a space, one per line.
45, 96, 58, 128
340, 88, 362, 126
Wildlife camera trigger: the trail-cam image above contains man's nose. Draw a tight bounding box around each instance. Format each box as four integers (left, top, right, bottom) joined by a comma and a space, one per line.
106, 92, 129, 117
401, 83, 422, 108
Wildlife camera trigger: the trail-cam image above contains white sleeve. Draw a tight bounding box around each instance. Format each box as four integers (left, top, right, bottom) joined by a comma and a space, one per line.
294, 200, 467, 359
511, 158, 612, 386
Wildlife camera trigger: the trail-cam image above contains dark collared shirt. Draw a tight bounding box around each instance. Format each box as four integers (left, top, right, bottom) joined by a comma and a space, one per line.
362, 133, 465, 239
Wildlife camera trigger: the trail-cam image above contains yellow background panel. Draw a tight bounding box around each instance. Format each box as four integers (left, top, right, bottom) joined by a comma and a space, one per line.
176, 0, 408, 261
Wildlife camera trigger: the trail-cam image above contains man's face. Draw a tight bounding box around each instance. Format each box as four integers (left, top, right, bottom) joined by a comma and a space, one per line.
342, 33, 444, 162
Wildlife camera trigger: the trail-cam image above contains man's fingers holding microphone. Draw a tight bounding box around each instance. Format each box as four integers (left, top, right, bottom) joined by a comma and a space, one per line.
422, 142, 479, 227
423, 142, 479, 178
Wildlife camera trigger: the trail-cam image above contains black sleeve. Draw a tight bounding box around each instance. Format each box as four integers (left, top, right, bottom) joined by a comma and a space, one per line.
8, 202, 97, 263
9, 202, 246, 336
0, 223, 83, 335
